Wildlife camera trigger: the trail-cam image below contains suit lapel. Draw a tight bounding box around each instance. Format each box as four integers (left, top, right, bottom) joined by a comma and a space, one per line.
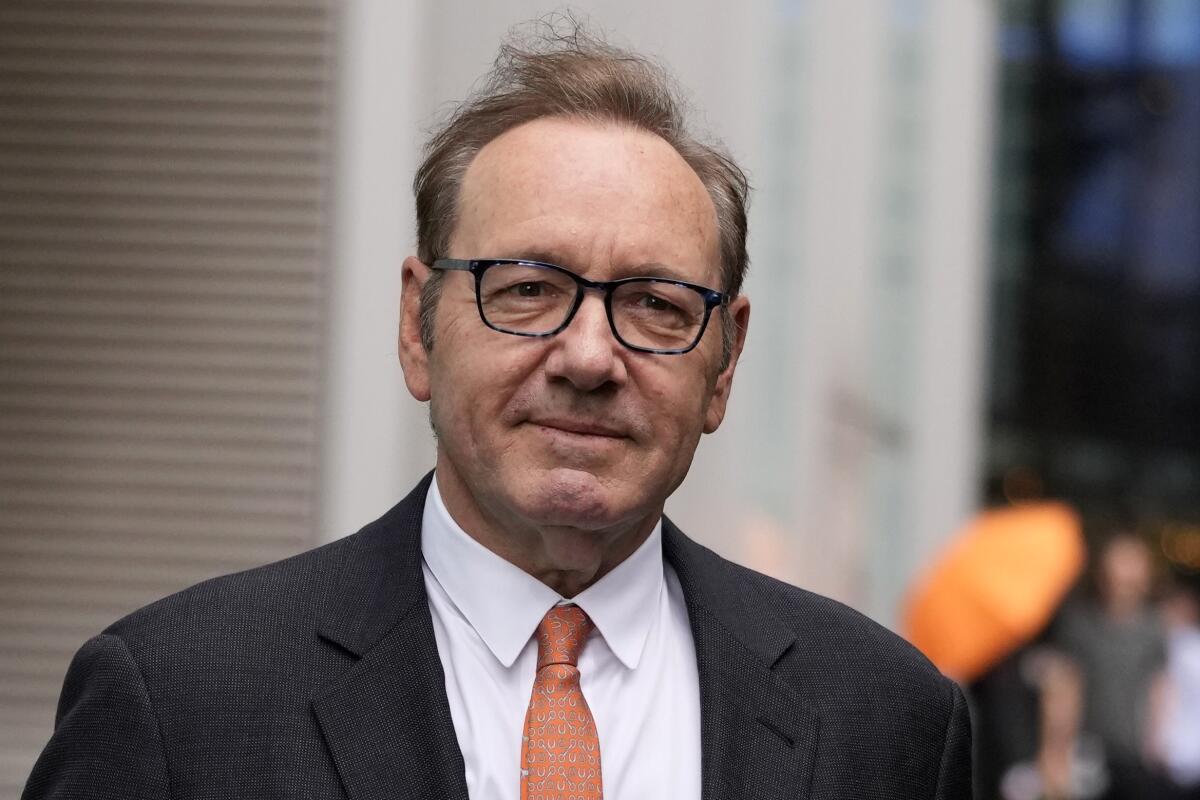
664, 520, 820, 800
312, 604, 469, 800
312, 474, 470, 800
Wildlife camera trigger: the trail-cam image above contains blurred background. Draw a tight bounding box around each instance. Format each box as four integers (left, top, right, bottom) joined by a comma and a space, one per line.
1, 0, 1197, 797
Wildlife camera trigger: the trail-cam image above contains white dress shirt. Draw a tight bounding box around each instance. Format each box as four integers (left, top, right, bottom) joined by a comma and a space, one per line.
421, 475, 702, 800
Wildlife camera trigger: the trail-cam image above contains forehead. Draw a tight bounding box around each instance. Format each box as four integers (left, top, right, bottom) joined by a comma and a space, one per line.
452, 117, 720, 280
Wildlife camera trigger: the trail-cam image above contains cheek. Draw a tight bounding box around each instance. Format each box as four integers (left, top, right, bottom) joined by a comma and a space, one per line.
636, 364, 711, 439
429, 338, 542, 435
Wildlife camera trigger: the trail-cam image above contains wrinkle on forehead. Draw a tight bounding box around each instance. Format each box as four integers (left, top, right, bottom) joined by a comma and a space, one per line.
451, 117, 720, 283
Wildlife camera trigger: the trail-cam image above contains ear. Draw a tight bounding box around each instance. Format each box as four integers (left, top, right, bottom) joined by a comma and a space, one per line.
703, 294, 750, 434
398, 255, 433, 402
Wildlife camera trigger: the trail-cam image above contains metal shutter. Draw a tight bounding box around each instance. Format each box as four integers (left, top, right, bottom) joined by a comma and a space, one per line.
0, 1, 334, 792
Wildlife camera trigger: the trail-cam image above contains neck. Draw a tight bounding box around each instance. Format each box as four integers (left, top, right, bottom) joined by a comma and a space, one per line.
433, 458, 659, 596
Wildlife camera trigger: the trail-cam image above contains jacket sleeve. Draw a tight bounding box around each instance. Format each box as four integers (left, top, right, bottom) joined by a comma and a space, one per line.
22, 633, 172, 800
934, 680, 974, 800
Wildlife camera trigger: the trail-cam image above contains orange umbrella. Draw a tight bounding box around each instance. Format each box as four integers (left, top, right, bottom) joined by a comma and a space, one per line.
903, 502, 1085, 683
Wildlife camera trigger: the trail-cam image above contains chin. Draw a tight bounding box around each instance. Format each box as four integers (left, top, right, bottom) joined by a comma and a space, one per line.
516, 467, 634, 531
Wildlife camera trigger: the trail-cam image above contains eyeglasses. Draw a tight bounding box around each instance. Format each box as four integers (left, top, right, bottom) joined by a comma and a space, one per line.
431, 258, 728, 355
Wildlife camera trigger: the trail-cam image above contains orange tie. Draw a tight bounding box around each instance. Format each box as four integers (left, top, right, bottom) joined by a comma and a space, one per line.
520, 604, 603, 800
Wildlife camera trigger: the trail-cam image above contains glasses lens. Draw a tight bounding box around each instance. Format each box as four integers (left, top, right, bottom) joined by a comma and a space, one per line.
478, 262, 577, 334
611, 280, 707, 351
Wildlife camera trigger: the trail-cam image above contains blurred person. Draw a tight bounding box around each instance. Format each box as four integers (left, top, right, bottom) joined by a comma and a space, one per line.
21, 21, 972, 800
972, 642, 1059, 800
1050, 532, 1168, 799
1156, 582, 1200, 799
971, 647, 1043, 799
974, 636, 1109, 800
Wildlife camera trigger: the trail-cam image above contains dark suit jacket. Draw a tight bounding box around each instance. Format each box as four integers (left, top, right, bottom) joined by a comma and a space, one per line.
24, 474, 972, 799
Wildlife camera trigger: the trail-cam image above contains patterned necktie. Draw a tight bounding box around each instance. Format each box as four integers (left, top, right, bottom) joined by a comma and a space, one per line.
521, 604, 603, 799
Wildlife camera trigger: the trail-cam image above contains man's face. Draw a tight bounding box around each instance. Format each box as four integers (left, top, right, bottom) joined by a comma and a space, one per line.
400, 117, 748, 576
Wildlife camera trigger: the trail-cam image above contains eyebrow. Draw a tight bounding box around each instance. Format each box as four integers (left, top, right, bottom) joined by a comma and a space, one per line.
506, 251, 695, 283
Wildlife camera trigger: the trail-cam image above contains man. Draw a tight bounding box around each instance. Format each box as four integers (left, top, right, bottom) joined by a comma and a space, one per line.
1050, 532, 1168, 800
24, 27, 972, 800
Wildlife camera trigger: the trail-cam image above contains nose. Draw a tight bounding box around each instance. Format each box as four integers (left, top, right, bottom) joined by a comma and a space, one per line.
543, 291, 628, 391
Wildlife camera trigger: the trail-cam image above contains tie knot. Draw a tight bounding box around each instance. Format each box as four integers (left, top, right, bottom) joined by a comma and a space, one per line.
535, 604, 594, 669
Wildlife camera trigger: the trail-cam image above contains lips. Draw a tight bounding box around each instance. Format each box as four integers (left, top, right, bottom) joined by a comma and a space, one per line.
528, 417, 627, 438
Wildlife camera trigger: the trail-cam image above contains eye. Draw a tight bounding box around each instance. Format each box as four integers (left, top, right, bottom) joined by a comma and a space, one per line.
628, 291, 686, 317
513, 282, 545, 297
491, 279, 559, 300
638, 294, 672, 310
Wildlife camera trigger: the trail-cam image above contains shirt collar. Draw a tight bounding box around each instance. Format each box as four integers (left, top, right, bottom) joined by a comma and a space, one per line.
420, 473, 663, 670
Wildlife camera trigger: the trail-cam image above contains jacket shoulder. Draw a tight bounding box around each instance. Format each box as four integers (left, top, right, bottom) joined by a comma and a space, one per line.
102, 474, 431, 651
736, 561, 947, 686
722, 558, 971, 795
102, 533, 356, 661
681, 544, 956, 723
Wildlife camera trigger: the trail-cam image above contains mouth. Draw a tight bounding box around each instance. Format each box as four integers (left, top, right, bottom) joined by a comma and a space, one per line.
528, 417, 628, 439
